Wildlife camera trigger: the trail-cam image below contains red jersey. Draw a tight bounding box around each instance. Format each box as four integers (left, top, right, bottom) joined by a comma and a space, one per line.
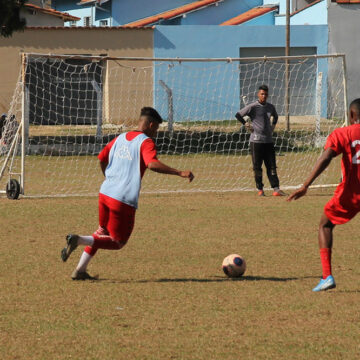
324, 124, 360, 207
98, 131, 159, 178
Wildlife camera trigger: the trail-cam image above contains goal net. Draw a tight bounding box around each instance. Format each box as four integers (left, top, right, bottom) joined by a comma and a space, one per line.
0, 53, 347, 197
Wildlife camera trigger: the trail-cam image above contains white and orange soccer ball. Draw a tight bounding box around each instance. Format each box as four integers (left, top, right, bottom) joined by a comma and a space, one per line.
222, 254, 246, 278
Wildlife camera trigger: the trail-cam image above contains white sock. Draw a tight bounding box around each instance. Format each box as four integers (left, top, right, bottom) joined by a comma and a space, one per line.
76, 251, 92, 272
77, 235, 94, 246
273, 187, 280, 192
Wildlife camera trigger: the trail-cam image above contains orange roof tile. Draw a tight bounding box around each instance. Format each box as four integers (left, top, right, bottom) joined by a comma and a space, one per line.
25, 4, 80, 21
24, 26, 153, 30
220, 6, 277, 26
123, 0, 222, 28
78, 0, 110, 4
333, 0, 360, 3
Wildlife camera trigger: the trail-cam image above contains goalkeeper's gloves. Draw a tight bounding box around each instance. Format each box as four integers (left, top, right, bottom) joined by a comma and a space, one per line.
245, 122, 254, 133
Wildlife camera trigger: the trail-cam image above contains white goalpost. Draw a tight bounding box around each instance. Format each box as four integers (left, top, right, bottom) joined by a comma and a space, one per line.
0, 53, 348, 198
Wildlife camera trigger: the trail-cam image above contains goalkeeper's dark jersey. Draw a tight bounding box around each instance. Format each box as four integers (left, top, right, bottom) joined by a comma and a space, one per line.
237, 101, 278, 143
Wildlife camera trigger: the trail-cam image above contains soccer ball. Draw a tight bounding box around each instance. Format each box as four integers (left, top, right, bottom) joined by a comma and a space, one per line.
222, 254, 246, 278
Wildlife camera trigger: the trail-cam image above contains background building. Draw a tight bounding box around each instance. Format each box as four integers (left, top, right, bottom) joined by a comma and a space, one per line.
0, 0, 359, 120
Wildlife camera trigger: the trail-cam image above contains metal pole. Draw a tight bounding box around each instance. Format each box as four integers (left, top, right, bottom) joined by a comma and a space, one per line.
341, 55, 349, 126
315, 72, 323, 143
0, 124, 21, 180
22, 52, 346, 62
159, 80, 174, 133
92, 80, 103, 140
285, 0, 290, 131
21, 53, 28, 195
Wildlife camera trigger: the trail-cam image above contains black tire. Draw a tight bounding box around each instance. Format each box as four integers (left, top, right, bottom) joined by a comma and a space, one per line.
6, 179, 20, 200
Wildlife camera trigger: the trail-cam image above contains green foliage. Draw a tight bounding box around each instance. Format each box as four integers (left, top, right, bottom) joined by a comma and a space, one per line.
0, 0, 27, 38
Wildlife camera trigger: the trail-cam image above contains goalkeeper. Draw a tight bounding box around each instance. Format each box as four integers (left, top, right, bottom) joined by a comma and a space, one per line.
235, 85, 285, 196
61, 107, 194, 280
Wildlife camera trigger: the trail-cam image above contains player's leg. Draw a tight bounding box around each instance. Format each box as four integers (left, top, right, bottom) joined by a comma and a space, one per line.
61, 197, 107, 263
312, 213, 336, 292
71, 194, 114, 279
313, 197, 358, 291
80, 194, 111, 258
318, 212, 335, 279
61, 234, 95, 262
92, 201, 135, 250
70, 205, 135, 280
106, 203, 135, 249
251, 142, 264, 195
263, 143, 283, 196
61, 194, 110, 280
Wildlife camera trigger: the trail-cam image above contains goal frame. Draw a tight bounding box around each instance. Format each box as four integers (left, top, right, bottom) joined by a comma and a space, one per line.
0, 52, 348, 197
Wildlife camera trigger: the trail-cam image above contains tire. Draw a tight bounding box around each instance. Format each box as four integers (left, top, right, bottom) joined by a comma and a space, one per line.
6, 179, 20, 200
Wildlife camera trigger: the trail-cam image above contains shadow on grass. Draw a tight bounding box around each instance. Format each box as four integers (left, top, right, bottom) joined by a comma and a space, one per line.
95, 275, 319, 284
307, 193, 336, 197
333, 289, 360, 294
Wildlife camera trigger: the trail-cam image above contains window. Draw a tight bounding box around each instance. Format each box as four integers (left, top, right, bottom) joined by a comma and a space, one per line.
99, 20, 108, 27
83, 16, 92, 27
69, 20, 77, 27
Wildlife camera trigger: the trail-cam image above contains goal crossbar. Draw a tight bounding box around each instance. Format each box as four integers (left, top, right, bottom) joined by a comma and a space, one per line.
23, 52, 346, 62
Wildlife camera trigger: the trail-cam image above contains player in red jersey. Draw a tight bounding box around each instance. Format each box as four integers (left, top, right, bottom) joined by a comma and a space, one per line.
61, 107, 194, 280
288, 98, 360, 291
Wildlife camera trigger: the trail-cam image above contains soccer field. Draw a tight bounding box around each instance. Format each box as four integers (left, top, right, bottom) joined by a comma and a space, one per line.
0, 192, 359, 359
0, 150, 342, 197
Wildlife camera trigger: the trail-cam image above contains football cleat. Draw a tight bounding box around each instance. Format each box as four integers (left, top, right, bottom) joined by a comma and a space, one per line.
258, 190, 265, 196
61, 234, 79, 262
71, 270, 98, 281
272, 190, 286, 196
312, 275, 336, 292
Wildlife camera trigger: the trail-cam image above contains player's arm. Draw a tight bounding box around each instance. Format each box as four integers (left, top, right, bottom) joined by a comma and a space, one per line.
235, 105, 253, 132
235, 104, 252, 125
271, 106, 279, 131
142, 138, 194, 182
148, 161, 194, 182
100, 160, 108, 176
287, 148, 337, 201
235, 112, 246, 125
98, 137, 117, 177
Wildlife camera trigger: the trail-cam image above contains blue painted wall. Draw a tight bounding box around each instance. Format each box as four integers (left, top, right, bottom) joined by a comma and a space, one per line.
289, 0, 327, 25
274, 0, 327, 25
54, 0, 328, 27
153, 25, 328, 121
53, 0, 79, 12
53, 0, 90, 25
165, 0, 261, 25
54, 0, 112, 26
54, 0, 264, 26
263, 0, 292, 14
94, 1, 112, 25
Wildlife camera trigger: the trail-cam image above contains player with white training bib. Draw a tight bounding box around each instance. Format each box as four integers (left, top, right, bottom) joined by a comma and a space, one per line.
61, 107, 194, 280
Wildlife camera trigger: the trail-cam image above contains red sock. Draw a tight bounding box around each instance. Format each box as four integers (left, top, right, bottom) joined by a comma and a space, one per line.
320, 248, 332, 279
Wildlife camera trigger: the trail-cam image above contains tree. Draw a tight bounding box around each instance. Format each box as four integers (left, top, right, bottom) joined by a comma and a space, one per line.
0, 0, 27, 38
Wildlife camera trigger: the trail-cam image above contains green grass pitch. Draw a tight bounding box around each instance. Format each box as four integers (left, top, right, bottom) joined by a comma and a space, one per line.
0, 191, 359, 359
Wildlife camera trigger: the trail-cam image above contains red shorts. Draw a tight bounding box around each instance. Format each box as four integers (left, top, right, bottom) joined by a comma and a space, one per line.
324, 197, 360, 225
98, 193, 136, 242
